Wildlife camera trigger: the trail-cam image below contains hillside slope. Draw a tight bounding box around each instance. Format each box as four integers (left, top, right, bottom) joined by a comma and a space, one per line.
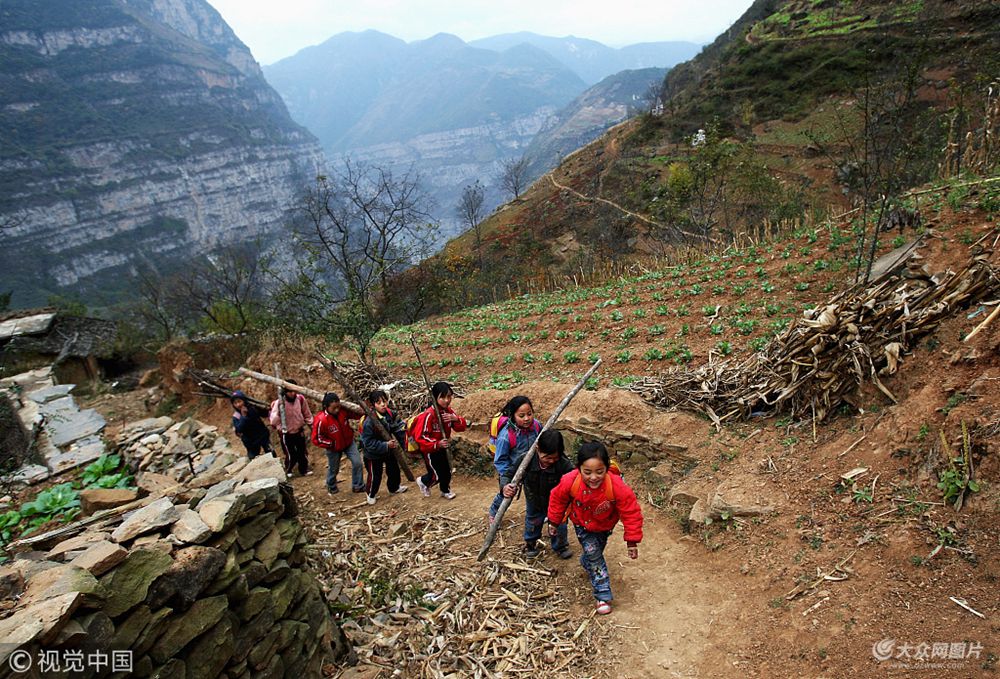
393, 0, 1000, 317
0, 0, 324, 308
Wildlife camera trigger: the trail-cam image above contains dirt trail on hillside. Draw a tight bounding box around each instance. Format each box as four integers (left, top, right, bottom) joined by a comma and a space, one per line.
292, 457, 746, 678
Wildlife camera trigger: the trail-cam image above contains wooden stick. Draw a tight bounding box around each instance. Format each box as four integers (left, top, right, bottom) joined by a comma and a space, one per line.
837, 435, 866, 458
409, 335, 453, 470
274, 363, 291, 472
949, 596, 986, 619
316, 353, 415, 482
236, 367, 362, 414
478, 359, 602, 561
964, 303, 1000, 342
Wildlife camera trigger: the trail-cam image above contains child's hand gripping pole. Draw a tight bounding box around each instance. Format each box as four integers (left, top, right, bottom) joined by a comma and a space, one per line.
410, 335, 453, 466
477, 359, 602, 562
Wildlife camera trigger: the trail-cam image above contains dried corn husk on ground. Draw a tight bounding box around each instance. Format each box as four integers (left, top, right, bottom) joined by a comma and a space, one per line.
297, 495, 621, 678
629, 248, 999, 426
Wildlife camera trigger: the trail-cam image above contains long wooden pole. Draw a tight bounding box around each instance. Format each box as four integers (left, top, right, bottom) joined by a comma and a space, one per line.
236, 367, 363, 414
409, 336, 452, 469
316, 353, 416, 482
274, 363, 290, 471
477, 359, 602, 561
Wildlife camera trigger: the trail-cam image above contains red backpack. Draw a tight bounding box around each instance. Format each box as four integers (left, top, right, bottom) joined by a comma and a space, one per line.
562, 460, 623, 522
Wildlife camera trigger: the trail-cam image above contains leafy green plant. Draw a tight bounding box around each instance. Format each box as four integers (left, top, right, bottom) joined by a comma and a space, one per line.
80, 454, 122, 486
616, 350, 632, 363
715, 341, 733, 356
19, 483, 81, 531
564, 351, 581, 364
643, 348, 665, 361
0, 510, 22, 544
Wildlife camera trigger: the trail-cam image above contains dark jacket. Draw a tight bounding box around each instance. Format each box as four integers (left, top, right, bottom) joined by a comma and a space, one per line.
522, 453, 575, 509
359, 407, 405, 461
231, 390, 270, 444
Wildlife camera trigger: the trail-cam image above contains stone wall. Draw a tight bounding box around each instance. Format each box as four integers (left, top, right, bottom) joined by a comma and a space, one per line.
0, 455, 349, 678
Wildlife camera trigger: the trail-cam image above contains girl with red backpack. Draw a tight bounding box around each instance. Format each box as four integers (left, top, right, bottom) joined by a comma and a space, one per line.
487, 395, 542, 523
414, 381, 467, 499
547, 441, 643, 615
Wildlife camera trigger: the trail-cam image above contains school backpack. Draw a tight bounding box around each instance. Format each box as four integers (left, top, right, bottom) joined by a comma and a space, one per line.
562, 459, 623, 522
404, 411, 427, 456
486, 414, 541, 454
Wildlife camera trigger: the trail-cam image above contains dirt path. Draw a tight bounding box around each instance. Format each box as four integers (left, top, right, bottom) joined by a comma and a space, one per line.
548, 174, 715, 244
292, 453, 744, 678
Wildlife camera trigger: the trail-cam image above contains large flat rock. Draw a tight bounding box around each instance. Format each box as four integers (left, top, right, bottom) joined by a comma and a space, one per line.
0, 367, 54, 393
25, 384, 74, 403
39, 397, 105, 448
7, 464, 50, 485
0, 312, 55, 341
46, 435, 106, 474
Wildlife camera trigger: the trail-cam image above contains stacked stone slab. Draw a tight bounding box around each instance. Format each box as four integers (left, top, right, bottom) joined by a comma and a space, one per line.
0, 455, 344, 678
0, 367, 108, 484
115, 417, 240, 482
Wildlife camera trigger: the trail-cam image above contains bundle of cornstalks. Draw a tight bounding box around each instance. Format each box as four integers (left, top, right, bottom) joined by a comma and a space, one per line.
298, 498, 620, 678
629, 249, 999, 426
326, 360, 437, 417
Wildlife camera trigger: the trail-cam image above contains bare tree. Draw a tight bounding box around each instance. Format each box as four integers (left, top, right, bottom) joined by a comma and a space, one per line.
809, 52, 936, 283
287, 159, 437, 360
456, 180, 486, 266
172, 243, 269, 334
497, 155, 531, 201
132, 265, 188, 341
640, 78, 667, 117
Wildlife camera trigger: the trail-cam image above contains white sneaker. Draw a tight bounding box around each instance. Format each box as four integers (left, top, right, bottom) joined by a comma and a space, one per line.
441, 491, 456, 500
366, 495, 376, 505
416, 478, 430, 497
392, 485, 409, 494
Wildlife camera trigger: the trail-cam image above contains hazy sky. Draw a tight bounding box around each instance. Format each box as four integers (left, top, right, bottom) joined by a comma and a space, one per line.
207, 0, 756, 65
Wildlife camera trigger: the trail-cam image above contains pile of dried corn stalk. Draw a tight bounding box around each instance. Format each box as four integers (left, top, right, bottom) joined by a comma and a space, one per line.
296, 495, 620, 678
629, 250, 999, 426
325, 361, 439, 417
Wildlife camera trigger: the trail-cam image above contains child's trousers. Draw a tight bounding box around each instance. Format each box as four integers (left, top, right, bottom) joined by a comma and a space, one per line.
326, 441, 364, 491
574, 526, 612, 601
525, 499, 568, 551
365, 455, 401, 496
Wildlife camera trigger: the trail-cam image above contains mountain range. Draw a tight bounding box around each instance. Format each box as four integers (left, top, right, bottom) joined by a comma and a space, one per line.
264, 31, 698, 232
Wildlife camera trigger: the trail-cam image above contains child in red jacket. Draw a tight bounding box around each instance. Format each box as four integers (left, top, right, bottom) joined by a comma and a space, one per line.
311, 392, 363, 494
547, 441, 643, 615
414, 381, 467, 499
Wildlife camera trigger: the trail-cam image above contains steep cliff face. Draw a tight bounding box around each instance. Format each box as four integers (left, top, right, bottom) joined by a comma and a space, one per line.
0, 0, 325, 307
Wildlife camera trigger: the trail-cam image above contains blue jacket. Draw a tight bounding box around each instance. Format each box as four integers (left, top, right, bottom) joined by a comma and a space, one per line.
493, 419, 542, 485
360, 408, 405, 461
231, 390, 270, 444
